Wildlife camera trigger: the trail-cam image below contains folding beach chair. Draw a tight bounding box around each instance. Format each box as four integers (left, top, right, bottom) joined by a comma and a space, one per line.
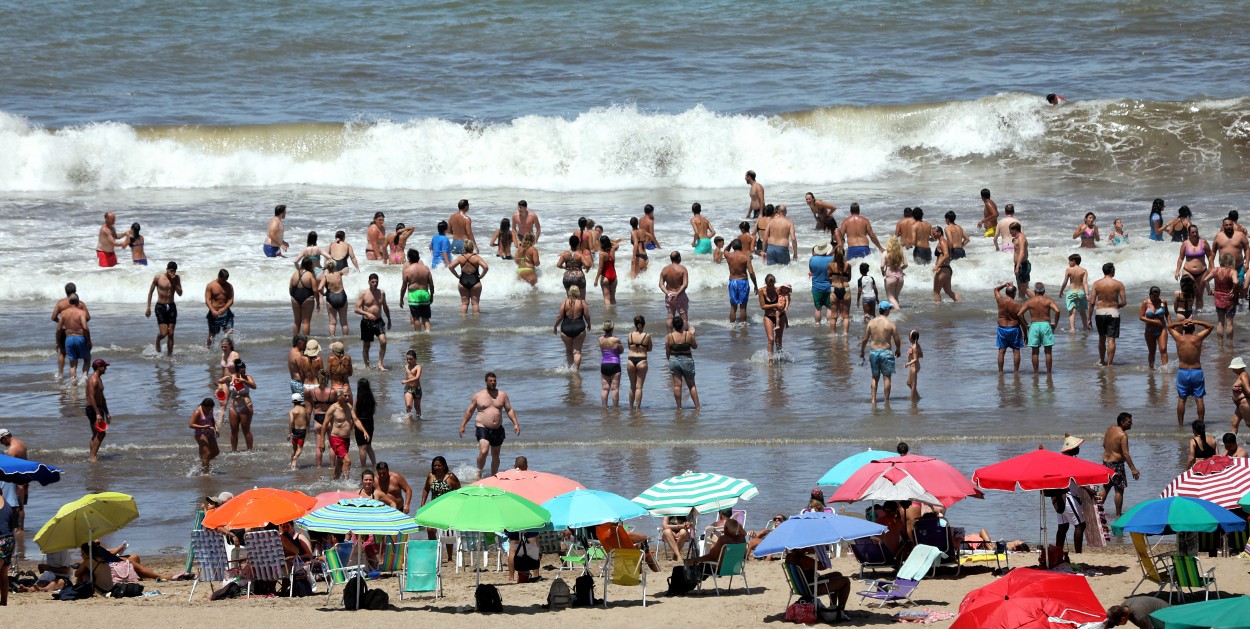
243, 530, 287, 598
558, 539, 607, 577
323, 541, 367, 601
1169, 554, 1219, 603
782, 562, 816, 607
695, 542, 750, 595
856, 543, 944, 608
912, 517, 960, 575
849, 536, 896, 579
184, 509, 205, 574
1128, 532, 1172, 598
602, 548, 647, 608
456, 531, 501, 573
188, 528, 231, 601
399, 539, 442, 600
377, 534, 406, 575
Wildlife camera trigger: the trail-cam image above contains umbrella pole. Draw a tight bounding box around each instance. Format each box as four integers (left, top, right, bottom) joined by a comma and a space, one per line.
1039, 493, 1049, 568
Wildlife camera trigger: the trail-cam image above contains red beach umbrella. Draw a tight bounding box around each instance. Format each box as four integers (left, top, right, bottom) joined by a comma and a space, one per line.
828, 455, 983, 508
951, 568, 1104, 629
473, 469, 584, 505
1161, 456, 1250, 509
972, 449, 1113, 491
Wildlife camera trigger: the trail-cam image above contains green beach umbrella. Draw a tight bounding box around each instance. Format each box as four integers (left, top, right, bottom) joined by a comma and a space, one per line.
1240, 489, 1249, 511
633, 470, 758, 516
414, 485, 549, 533
1149, 596, 1250, 628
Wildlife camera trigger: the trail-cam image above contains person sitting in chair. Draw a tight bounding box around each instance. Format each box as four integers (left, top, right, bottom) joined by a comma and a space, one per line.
702, 508, 734, 545
596, 521, 659, 572
747, 514, 786, 559
684, 519, 746, 581
661, 512, 693, 560
785, 547, 851, 622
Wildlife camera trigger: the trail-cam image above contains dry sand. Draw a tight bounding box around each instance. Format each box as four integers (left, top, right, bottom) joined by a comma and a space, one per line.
4, 546, 1248, 628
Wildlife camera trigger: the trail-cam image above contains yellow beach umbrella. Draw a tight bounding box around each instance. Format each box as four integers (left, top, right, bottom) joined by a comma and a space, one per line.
34, 492, 139, 554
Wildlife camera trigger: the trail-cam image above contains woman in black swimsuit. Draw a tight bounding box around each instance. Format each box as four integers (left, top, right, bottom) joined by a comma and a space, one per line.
557, 235, 590, 294
318, 258, 351, 336
289, 257, 318, 335
553, 286, 591, 370
450, 240, 490, 315
625, 315, 653, 410
1186, 419, 1218, 469
828, 246, 852, 334
759, 274, 790, 362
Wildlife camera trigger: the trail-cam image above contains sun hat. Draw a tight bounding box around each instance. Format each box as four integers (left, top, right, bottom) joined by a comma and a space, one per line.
206, 491, 234, 506
1061, 434, 1085, 453
303, 339, 321, 357
0, 428, 10, 439
1230, 357, 1246, 370
812, 242, 834, 256
330, 341, 345, 356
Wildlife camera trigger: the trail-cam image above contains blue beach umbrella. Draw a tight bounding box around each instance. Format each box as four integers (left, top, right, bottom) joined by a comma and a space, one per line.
752, 511, 887, 557
0, 453, 62, 486
817, 450, 897, 487
1110, 496, 1247, 535
542, 489, 649, 530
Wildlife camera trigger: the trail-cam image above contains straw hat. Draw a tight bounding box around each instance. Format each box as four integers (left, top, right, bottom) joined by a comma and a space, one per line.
303, 339, 321, 357
1061, 434, 1085, 453
812, 242, 833, 256
330, 341, 345, 356
1230, 357, 1246, 370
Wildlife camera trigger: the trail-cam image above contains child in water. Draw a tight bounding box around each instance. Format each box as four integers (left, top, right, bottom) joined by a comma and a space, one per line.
1109, 219, 1128, 246
711, 236, 726, 264
906, 329, 923, 401
288, 395, 309, 470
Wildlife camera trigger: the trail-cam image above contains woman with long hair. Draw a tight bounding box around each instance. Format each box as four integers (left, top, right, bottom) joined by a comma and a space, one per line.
882, 236, 907, 309
319, 257, 350, 336
759, 274, 789, 361
665, 315, 699, 409
1186, 419, 1218, 469
1139, 286, 1170, 370
421, 456, 462, 560
595, 235, 620, 306
514, 233, 539, 287
289, 257, 318, 335
354, 379, 377, 469
626, 315, 652, 410
490, 218, 514, 259
827, 245, 852, 334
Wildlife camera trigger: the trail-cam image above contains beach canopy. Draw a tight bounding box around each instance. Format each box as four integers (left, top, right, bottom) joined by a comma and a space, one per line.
633, 471, 759, 516
473, 468, 584, 504
829, 455, 983, 508
414, 485, 549, 533
817, 450, 897, 487
972, 449, 1112, 491
950, 568, 1104, 629
0, 453, 62, 486
1160, 456, 1250, 510
1149, 595, 1250, 629
313, 490, 359, 511
752, 511, 886, 557
542, 489, 648, 530
1111, 496, 1247, 535
296, 498, 422, 536
34, 492, 139, 554
201, 487, 316, 529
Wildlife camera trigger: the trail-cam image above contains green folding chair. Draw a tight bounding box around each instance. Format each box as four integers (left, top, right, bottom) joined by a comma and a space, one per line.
1170, 554, 1219, 602
696, 542, 750, 595
400, 539, 442, 600
559, 541, 606, 577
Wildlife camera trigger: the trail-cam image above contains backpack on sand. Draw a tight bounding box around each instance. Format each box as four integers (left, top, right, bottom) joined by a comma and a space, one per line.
342, 575, 368, 610
475, 583, 503, 612
572, 573, 596, 607
546, 577, 572, 610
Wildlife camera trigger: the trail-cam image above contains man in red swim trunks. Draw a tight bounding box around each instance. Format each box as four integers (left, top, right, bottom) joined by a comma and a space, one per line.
96, 212, 123, 267
326, 389, 368, 481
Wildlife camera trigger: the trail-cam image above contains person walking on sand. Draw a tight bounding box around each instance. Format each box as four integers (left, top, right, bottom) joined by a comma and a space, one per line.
188, 398, 219, 474
994, 282, 1024, 372
1100, 412, 1140, 516
204, 269, 235, 348
1092, 263, 1127, 366
859, 302, 901, 405
355, 273, 391, 371
96, 211, 124, 267
263, 205, 289, 257
459, 372, 521, 478
1169, 317, 1215, 426
1059, 254, 1091, 331
85, 359, 111, 463
745, 170, 765, 219
1019, 283, 1059, 374
145, 261, 182, 356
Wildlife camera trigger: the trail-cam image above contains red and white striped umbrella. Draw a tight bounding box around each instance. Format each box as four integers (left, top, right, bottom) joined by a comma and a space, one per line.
1160, 456, 1250, 509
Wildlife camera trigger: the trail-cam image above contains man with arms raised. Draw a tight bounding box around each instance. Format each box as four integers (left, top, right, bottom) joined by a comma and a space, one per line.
204, 269, 235, 348
512, 200, 542, 244
263, 205, 288, 257
145, 261, 183, 356
448, 199, 475, 255
400, 249, 434, 331
1168, 316, 1215, 426
354, 273, 392, 371
1100, 412, 1140, 516
725, 239, 758, 323
836, 203, 883, 262
859, 302, 901, 405
96, 212, 123, 267
744, 170, 764, 219
459, 372, 521, 478
1092, 263, 1127, 366
1019, 282, 1059, 374
376, 462, 414, 513
660, 251, 690, 330
993, 282, 1024, 372
52, 282, 89, 378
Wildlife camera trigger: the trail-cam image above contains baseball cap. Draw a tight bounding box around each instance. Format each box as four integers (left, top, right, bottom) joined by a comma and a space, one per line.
0, 428, 10, 439
291, 393, 304, 403
92, 359, 110, 370
878, 301, 895, 313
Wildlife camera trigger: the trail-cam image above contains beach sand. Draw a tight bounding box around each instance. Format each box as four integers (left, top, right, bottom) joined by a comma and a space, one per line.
6, 545, 1248, 627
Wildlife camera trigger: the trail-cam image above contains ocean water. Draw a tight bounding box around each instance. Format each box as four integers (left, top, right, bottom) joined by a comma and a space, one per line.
2, 1, 1250, 556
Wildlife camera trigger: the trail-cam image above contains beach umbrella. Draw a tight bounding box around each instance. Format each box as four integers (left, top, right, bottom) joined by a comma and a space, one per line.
632, 471, 759, 516
542, 489, 648, 530
816, 450, 897, 487
1160, 456, 1250, 510
414, 486, 550, 586
201, 487, 317, 529
473, 468, 584, 504
828, 455, 982, 508
1111, 496, 1246, 535
752, 511, 886, 557
950, 568, 1104, 629
296, 498, 422, 536
1241, 489, 1250, 511
1149, 595, 1250, 629
34, 492, 140, 574
313, 490, 359, 511
0, 453, 63, 486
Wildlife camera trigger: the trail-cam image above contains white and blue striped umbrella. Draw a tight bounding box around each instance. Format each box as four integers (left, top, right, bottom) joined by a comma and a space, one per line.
633, 471, 758, 516
294, 498, 422, 535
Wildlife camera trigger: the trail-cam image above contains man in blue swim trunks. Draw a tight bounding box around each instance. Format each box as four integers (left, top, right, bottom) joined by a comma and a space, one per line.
1019, 282, 1059, 374
725, 240, 758, 323
58, 294, 91, 379
763, 205, 797, 265
859, 301, 901, 405
838, 203, 883, 261
1168, 317, 1214, 426
448, 199, 474, 255
809, 242, 836, 326
993, 282, 1024, 372
263, 205, 288, 257
690, 202, 716, 254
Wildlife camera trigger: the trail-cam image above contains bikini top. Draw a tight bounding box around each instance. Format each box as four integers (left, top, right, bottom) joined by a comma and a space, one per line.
668, 332, 693, 355
1082, 228, 1095, 238
628, 331, 650, 350
1184, 241, 1207, 258
1146, 304, 1167, 318
130, 236, 143, 248
763, 290, 779, 306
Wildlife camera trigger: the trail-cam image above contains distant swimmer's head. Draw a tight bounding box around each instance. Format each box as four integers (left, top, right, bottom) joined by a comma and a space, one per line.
1102, 263, 1115, 276
1180, 274, 1196, 296
896, 442, 910, 455
859, 262, 870, 276
307, 231, 317, 246
1045, 94, 1058, 105
130, 223, 141, 237
944, 211, 956, 223
517, 199, 528, 209
368, 273, 379, 287
1178, 205, 1192, 219
500, 218, 510, 231
805, 192, 815, 202
457, 199, 469, 211
1084, 212, 1096, 224
335, 230, 346, 241
1149, 285, 1161, 297
1117, 412, 1133, 428
763, 204, 775, 217
217, 268, 229, 281
568, 235, 580, 250
902, 207, 913, 218
600, 235, 611, 250
1004, 204, 1015, 215
981, 188, 992, 200
521, 233, 535, 248
912, 207, 924, 222
850, 202, 861, 215
200, 397, 215, 410
166, 261, 178, 272
878, 301, 894, 314
670, 251, 681, 264
1188, 224, 1200, 239
464, 240, 475, 254
292, 334, 306, 349
437, 221, 448, 235
65, 282, 76, 296
407, 248, 420, 264
1068, 254, 1081, 266
1152, 198, 1165, 214
644, 204, 654, 215
739, 221, 750, 233
745, 170, 756, 182
630, 216, 640, 229
691, 202, 702, 215
275, 204, 287, 217
1033, 283, 1045, 295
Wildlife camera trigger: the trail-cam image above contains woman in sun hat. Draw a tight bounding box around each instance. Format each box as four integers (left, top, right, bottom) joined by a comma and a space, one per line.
1231, 357, 1250, 433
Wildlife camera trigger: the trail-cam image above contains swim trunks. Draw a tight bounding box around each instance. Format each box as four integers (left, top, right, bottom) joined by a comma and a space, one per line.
949, 247, 966, 260
847, 246, 870, 260
290, 378, 304, 397
291, 429, 307, 447
984, 227, 996, 238
64, 335, 89, 362
407, 288, 432, 320
134, 259, 148, 266
1094, 313, 1120, 338
1015, 259, 1032, 285
665, 291, 689, 317
996, 326, 1023, 350
475, 425, 506, 447
263, 244, 282, 257
360, 317, 386, 342
154, 302, 177, 326
728, 278, 750, 306
868, 349, 895, 378
913, 247, 932, 264
668, 355, 696, 379
85, 404, 109, 433
409, 304, 432, 320
765, 245, 791, 265
450, 240, 465, 255
1065, 290, 1088, 312
694, 238, 712, 254
1056, 491, 1084, 526
1103, 460, 1127, 491
329, 435, 349, 458
1177, 368, 1206, 399
646, 242, 657, 251
96, 250, 117, 267
206, 309, 234, 336
1027, 321, 1054, 348
0, 535, 15, 567
812, 290, 831, 309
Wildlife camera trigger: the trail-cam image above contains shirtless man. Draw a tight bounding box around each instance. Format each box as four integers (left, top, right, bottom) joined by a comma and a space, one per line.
859, 302, 901, 405
399, 249, 434, 331
448, 199, 474, 255
976, 188, 999, 238
1169, 317, 1215, 426
85, 359, 111, 463
354, 273, 392, 371
59, 295, 92, 380
943, 211, 970, 260
640, 204, 660, 251
459, 372, 521, 478
263, 205, 288, 257
994, 205, 1020, 252
993, 282, 1024, 372
894, 208, 916, 248
1100, 412, 1140, 515
326, 389, 368, 480
376, 462, 414, 513
690, 203, 716, 255
512, 200, 542, 244
1019, 282, 1059, 374
836, 203, 884, 262
659, 252, 690, 330
764, 205, 797, 265
1092, 263, 1127, 366
805, 192, 837, 231
1058, 254, 1091, 331
204, 269, 234, 348
365, 212, 386, 262
726, 240, 758, 323
1010, 223, 1030, 292
910, 208, 934, 265
96, 212, 123, 267
744, 170, 765, 219
145, 261, 183, 356
357, 469, 398, 508
1213, 217, 1250, 286
52, 282, 89, 378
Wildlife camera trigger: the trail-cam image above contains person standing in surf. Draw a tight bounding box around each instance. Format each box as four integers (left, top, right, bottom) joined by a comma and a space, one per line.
354, 273, 391, 371
400, 249, 434, 331
96, 211, 123, 267
512, 200, 542, 244
745, 170, 765, 219
459, 372, 521, 478
263, 205, 288, 257
145, 261, 182, 356
689, 203, 716, 255
366, 211, 386, 262
448, 199, 474, 255
976, 188, 998, 238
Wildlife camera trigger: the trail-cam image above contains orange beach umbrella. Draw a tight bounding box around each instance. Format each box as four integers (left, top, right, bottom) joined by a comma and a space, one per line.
202, 487, 317, 529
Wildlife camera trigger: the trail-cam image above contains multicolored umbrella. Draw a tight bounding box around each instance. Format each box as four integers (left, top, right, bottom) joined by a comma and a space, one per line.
829, 455, 983, 508
1160, 456, 1250, 510
752, 511, 886, 557
1111, 496, 1247, 535
34, 492, 139, 554
951, 568, 1104, 629
817, 450, 897, 487
295, 498, 422, 536
1150, 595, 1250, 628
0, 453, 62, 486
473, 468, 584, 504
201, 487, 317, 529
414, 485, 549, 533
542, 489, 648, 530
633, 471, 758, 516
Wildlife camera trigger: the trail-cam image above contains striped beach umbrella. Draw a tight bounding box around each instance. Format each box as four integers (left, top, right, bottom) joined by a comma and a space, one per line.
295, 498, 422, 536
1160, 456, 1250, 510
632, 471, 758, 516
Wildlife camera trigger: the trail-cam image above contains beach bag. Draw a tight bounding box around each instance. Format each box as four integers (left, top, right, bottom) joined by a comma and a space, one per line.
1039, 544, 1069, 568
546, 577, 572, 610
56, 581, 94, 601
514, 539, 540, 572
362, 588, 389, 610
573, 573, 596, 606
475, 583, 503, 612
342, 575, 368, 610
109, 582, 144, 598
666, 565, 695, 596
785, 598, 817, 624
209, 581, 241, 601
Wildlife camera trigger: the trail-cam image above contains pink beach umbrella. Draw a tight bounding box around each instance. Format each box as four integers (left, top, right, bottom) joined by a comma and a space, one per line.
314, 491, 359, 511
473, 469, 584, 505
